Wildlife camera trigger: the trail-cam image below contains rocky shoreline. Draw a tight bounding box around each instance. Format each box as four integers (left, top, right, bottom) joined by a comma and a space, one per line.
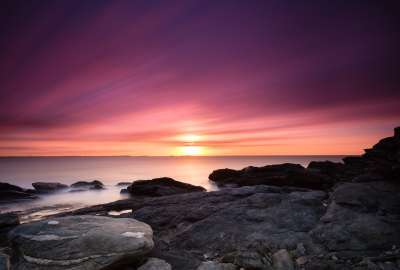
0, 127, 399, 270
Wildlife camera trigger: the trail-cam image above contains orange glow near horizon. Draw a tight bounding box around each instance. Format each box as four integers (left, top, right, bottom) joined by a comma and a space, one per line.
176, 146, 205, 156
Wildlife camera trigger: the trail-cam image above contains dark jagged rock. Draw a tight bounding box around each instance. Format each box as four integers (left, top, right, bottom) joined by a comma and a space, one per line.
209, 163, 333, 190
127, 177, 206, 197
70, 180, 104, 190
0, 182, 38, 202
8, 215, 154, 270
32, 182, 68, 193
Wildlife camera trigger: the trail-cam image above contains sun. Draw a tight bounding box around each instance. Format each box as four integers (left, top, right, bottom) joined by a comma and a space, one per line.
181, 146, 203, 156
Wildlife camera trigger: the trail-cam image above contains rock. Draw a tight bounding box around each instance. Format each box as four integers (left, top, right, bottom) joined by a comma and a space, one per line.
0, 253, 10, 270
32, 182, 68, 193
127, 177, 206, 197
296, 256, 307, 265
138, 258, 171, 270
296, 243, 306, 256
117, 182, 132, 186
120, 188, 129, 194
8, 215, 154, 270
70, 180, 104, 190
311, 181, 400, 255
209, 163, 333, 190
64, 185, 326, 270
0, 183, 37, 202
0, 182, 24, 192
0, 213, 19, 229
197, 261, 237, 270
272, 249, 294, 270
0, 190, 37, 202
307, 161, 345, 180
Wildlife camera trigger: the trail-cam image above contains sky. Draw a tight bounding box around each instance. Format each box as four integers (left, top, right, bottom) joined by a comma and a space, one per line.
0, 0, 399, 156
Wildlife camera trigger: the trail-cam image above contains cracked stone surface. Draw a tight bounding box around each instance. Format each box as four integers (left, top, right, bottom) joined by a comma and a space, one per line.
8, 215, 153, 270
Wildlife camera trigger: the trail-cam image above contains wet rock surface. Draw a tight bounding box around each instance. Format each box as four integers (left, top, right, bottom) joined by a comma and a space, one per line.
8, 215, 154, 270
127, 177, 206, 197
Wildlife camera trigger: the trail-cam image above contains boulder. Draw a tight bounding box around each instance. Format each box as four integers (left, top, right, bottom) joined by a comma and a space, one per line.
127, 177, 206, 197
197, 261, 237, 270
0, 213, 19, 229
70, 180, 104, 190
0, 183, 37, 202
138, 257, 171, 270
209, 163, 333, 190
8, 215, 154, 270
32, 182, 68, 193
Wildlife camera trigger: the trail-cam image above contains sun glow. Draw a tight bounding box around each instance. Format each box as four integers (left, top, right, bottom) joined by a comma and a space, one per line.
179, 134, 201, 143
179, 146, 204, 156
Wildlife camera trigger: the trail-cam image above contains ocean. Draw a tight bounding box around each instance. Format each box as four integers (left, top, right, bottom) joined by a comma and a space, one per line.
0, 156, 344, 219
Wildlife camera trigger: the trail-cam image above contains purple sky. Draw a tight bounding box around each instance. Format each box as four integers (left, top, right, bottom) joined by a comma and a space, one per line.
0, 1, 399, 156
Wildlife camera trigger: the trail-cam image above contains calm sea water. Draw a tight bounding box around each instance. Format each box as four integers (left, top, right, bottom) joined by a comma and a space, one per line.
0, 156, 344, 218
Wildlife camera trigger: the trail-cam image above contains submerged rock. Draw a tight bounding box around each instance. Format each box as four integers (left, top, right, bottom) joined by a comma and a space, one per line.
209, 163, 332, 190
70, 180, 104, 190
127, 177, 206, 197
8, 215, 154, 270
32, 182, 68, 193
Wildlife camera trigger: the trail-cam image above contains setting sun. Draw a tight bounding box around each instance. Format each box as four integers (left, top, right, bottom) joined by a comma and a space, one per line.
179, 146, 204, 156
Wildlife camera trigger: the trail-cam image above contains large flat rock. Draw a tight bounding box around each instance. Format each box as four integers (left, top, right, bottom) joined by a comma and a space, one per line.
127, 177, 206, 197
8, 215, 154, 270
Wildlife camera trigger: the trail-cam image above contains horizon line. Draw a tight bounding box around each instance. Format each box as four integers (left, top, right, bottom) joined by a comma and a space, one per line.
0, 154, 355, 158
